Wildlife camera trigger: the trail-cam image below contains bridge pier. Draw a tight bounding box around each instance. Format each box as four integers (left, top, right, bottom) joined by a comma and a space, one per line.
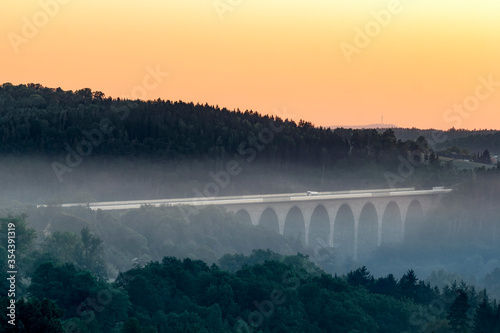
326, 204, 340, 248
371, 200, 386, 246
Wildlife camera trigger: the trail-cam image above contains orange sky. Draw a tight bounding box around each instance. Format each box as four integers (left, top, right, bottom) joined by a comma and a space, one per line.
1, 0, 499, 130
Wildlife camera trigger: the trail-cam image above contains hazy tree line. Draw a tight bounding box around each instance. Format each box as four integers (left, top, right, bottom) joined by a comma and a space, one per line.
357, 166, 500, 302
420, 167, 500, 248
435, 132, 500, 155
390, 128, 498, 147
21, 205, 310, 277
438, 146, 493, 164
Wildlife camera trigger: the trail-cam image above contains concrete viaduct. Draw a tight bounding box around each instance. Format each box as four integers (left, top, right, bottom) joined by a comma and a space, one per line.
45, 187, 451, 261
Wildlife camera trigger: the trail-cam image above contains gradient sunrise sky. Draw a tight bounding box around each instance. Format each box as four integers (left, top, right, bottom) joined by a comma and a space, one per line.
2, 0, 499, 130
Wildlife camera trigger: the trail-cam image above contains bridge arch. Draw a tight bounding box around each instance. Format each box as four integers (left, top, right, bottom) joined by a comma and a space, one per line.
381, 201, 403, 245
358, 202, 379, 260
333, 204, 355, 259
404, 199, 424, 243
258, 207, 280, 234
308, 205, 330, 250
284, 206, 306, 245
236, 209, 252, 225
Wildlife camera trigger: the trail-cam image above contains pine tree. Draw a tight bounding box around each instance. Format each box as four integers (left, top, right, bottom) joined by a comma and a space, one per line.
473, 294, 494, 333
347, 266, 373, 287
482, 149, 492, 164
399, 269, 418, 300
429, 151, 440, 168
448, 290, 471, 333
494, 301, 500, 333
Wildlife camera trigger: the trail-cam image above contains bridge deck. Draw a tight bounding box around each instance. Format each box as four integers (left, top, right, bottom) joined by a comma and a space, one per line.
37, 187, 451, 211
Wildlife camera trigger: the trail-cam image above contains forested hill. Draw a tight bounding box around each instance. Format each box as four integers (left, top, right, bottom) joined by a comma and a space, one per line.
0, 82, 345, 163
435, 132, 500, 154
390, 128, 498, 145
1, 82, 431, 168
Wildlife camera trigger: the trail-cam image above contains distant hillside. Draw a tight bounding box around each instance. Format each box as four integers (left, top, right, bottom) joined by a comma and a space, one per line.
330, 126, 499, 152
435, 132, 500, 155
330, 123, 398, 129
387, 128, 499, 151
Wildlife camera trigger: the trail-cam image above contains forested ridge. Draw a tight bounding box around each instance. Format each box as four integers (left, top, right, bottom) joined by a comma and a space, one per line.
0, 83, 343, 160
0, 82, 421, 167
391, 128, 499, 147
2, 83, 496, 162
435, 132, 500, 155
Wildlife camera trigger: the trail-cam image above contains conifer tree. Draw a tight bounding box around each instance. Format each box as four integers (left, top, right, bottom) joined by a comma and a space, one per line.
448, 290, 470, 333
473, 294, 494, 333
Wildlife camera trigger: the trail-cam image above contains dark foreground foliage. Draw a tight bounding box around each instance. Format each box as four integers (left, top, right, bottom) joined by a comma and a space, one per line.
1, 250, 500, 332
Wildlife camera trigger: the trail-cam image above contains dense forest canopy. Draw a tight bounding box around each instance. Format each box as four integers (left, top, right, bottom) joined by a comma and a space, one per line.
2, 83, 496, 159
0, 82, 413, 165
435, 132, 500, 155
2, 83, 497, 163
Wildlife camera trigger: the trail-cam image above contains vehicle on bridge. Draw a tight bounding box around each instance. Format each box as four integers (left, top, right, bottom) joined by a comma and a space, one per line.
432, 186, 445, 190
306, 191, 318, 196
